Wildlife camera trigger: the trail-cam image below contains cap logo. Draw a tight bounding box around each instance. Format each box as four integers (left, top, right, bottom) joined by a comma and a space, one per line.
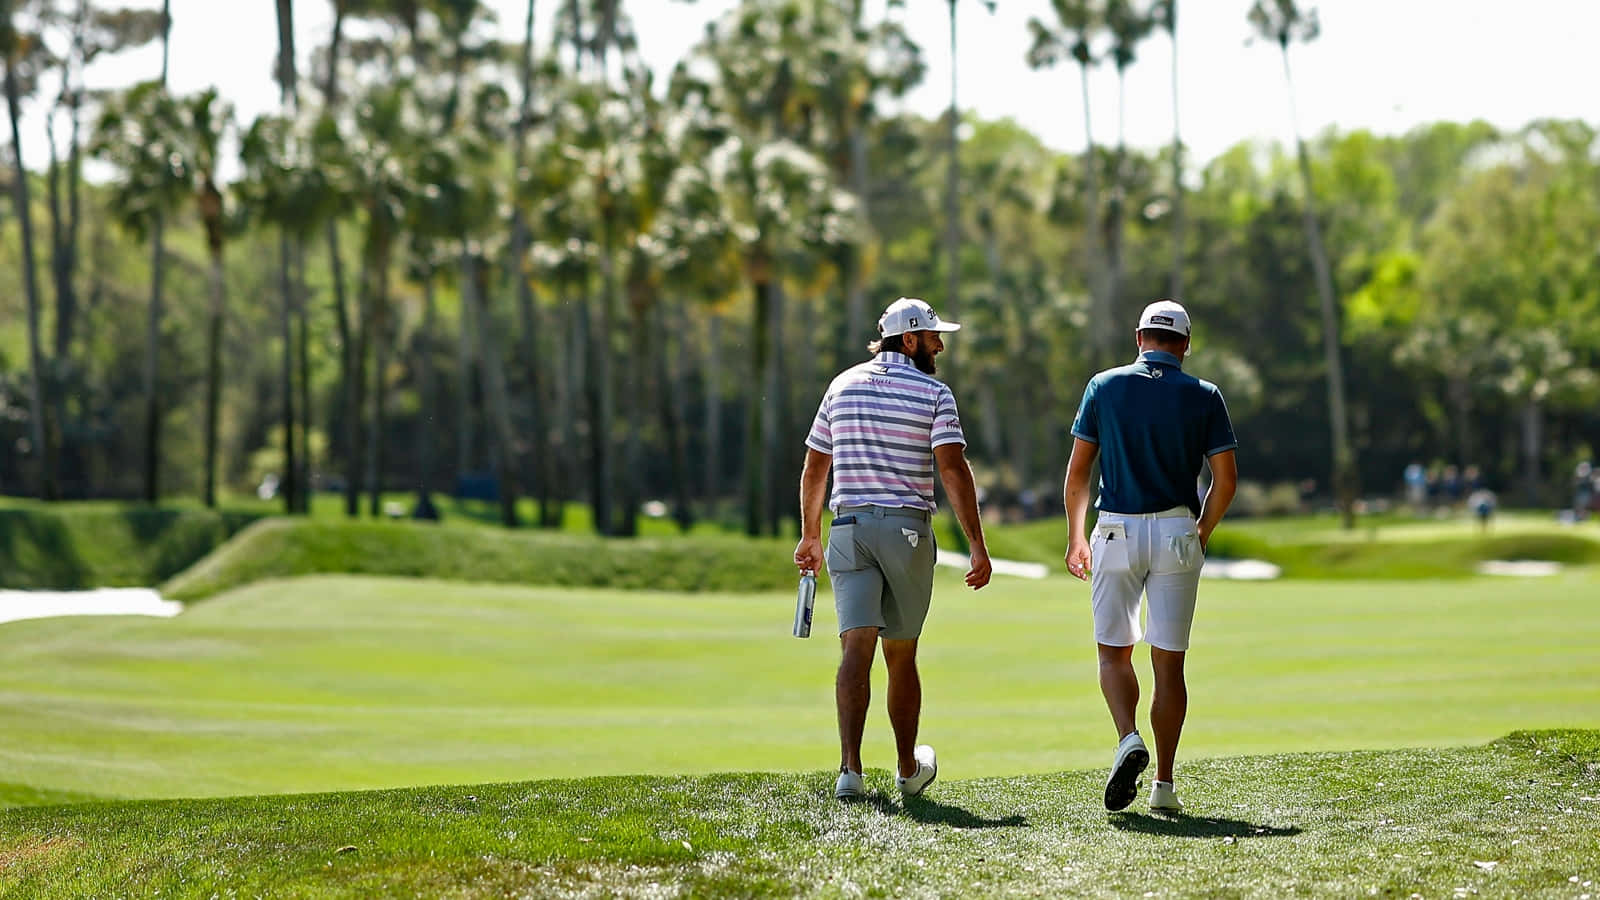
1150, 314, 1174, 326
909, 316, 918, 327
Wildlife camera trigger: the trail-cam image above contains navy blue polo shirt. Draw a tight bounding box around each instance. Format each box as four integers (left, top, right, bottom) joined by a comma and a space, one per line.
1071, 350, 1238, 518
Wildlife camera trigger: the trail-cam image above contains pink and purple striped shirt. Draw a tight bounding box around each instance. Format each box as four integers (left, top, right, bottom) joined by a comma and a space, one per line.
805, 351, 967, 514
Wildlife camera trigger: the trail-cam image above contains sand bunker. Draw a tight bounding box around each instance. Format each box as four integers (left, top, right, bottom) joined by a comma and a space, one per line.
0, 588, 182, 625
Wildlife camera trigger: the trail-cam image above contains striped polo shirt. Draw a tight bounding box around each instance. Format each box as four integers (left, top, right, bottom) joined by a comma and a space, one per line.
806, 351, 967, 514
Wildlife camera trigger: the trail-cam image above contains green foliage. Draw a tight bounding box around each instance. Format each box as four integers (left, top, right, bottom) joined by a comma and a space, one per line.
0, 731, 1596, 897
160, 517, 799, 601
0, 502, 263, 590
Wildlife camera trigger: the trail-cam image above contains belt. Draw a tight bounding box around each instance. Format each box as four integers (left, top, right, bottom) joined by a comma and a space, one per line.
838, 504, 932, 522
1098, 506, 1192, 520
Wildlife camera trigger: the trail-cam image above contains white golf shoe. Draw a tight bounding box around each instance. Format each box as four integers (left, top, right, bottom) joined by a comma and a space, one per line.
834, 767, 866, 801
1149, 780, 1183, 811
896, 744, 938, 797
1104, 731, 1149, 811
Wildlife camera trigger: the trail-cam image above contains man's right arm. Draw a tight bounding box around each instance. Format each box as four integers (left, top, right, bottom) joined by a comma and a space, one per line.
1198, 449, 1237, 551
1063, 437, 1099, 581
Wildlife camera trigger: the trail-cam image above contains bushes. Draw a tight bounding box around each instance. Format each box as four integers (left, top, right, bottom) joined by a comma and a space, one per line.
0, 505, 264, 590
162, 519, 800, 601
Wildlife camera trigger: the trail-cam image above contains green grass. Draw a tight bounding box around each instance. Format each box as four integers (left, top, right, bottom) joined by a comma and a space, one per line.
158, 517, 799, 601
0, 502, 264, 590
956, 512, 1600, 578
2, 570, 1596, 802
1, 730, 1595, 898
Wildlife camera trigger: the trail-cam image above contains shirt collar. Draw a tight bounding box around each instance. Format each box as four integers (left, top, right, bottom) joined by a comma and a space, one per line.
1139, 350, 1182, 368
876, 351, 916, 368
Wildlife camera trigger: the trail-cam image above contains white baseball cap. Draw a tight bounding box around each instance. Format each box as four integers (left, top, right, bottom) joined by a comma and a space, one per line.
1138, 299, 1191, 337
878, 297, 961, 338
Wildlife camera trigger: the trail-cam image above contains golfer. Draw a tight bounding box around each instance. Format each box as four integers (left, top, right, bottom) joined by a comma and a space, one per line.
794, 296, 993, 801
1063, 299, 1238, 812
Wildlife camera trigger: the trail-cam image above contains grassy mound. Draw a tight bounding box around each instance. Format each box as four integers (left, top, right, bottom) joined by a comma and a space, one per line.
0, 502, 263, 590
0, 730, 1594, 898
161, 518, 796, 601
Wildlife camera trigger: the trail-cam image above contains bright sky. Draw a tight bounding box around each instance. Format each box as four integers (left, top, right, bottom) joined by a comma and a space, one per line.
23, 0, 1600, 176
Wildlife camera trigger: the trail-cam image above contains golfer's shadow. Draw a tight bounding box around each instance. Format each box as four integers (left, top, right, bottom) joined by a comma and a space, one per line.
892, 795, 1028, 829
1109, 810, 1300, 839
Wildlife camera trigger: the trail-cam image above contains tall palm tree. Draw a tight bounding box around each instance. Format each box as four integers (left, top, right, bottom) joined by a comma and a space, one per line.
1104, 0, 1153, 324
1027, 0, 1110, 364
1156, 0, 1183, 300
2, 4, 58, 499
273, 0, 300, 513
941, 0, 995, 372
1248, 0, 1357, 527
90, 79, 186, 504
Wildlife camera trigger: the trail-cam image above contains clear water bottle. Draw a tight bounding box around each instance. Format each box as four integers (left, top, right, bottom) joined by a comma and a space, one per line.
793, 570, 816, 638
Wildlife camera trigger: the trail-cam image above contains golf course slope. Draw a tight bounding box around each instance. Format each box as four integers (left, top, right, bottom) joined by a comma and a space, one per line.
2, 730, 1595, 898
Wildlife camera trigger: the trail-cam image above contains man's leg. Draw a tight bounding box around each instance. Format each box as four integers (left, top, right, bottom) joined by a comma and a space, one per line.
1149, 646, 1187, 783
881, 638, 920, 777
1097, 642, 1139, 739
837, 627, 879, 774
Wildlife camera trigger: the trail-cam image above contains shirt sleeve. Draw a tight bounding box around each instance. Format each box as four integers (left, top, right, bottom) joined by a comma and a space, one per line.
1206, 387, 1239, 456
1070, 378, 1100, 444
930, 385, 967, 449
805, 388, 833, 454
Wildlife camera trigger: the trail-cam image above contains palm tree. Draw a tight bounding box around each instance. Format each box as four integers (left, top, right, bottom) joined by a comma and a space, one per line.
273, 0, 301, 513
1104, 0, 1153, 323
2, 4, 58, 499
1248, 0, 1357, 527
90, 79, 187, 504
1027, 0, 1111, 364
1155, 0, 1183, 300
941, 0, 995, 372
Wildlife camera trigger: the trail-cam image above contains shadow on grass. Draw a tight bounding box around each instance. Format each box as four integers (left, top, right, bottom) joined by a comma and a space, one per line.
1109, 810, 1300, 839
842, 792, 1028, 829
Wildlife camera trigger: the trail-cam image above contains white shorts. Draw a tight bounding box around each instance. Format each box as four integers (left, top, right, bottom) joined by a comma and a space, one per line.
1090, 507, 1204, 651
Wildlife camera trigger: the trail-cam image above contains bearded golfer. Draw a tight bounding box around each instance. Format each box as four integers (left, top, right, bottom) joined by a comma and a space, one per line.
794, 297, 992, 801
1063, 299, 1238, 812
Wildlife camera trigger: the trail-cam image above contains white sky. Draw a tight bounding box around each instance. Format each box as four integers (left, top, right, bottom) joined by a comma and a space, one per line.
20, 0, 1600, 175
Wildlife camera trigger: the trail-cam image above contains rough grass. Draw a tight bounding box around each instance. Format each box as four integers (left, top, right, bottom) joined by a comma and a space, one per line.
0, 731, 1595, 898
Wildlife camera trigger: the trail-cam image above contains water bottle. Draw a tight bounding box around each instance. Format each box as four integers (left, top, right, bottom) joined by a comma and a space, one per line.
793, 570, 816, 638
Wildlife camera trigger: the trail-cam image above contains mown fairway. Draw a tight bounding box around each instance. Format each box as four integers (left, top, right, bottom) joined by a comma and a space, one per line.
2, 568, 1597, 802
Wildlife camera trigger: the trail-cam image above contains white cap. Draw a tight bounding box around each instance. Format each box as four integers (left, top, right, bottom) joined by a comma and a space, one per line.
878, 297, 961, 338
1138, 299, 1191, 337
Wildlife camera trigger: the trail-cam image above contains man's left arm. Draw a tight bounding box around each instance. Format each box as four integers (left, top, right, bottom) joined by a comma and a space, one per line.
794, 448, 832, 573
934, 443, 991, 590
1198, 450, 1236, 551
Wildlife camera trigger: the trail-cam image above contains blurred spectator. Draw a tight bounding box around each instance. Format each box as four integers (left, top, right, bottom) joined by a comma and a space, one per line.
1576, 462, 1595, 521
1442, 465, 1464, 508
1468, 486, 1496, 532
1404, 462, 1427, 512
1464, 465, 1484, 493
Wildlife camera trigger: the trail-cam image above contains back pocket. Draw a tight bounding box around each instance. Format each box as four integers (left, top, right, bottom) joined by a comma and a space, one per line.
1152, 518, 1202, 574
1092, 521, 1130, 574
827, 522, 861, 572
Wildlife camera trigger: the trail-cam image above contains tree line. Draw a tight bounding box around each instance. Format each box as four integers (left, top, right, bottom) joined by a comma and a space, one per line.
2, 0, 1597, 535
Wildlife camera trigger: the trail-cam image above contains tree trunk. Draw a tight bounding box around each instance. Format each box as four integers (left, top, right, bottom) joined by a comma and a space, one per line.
1521, 396, 1542, 505
1167, 17, 1184, 301
1077, 60, 1108, 367
142, 215, 165, 503
279, 230, 298, 514
6, 54, 58, 500
844, 123, 870, 366
457, 269, 477, 479
366, 247, 391, 518
662, 298, 693, 531
1283, 48, 1357, 528
345, 253, 370, 517
618, 296, 646, 538
201, 245, 225, 508
765, 279, 787, 536
415, 272, 437, 508
591, 243, 618, 535
702, 312, 722, 522
295, 239, 312, 511
512, 0, 553, 527
1107, 67, 1128, 329
464, 252, 521, 528
942, 0, 961, 373
744, 275, 771, 536
323, 3, 357, 516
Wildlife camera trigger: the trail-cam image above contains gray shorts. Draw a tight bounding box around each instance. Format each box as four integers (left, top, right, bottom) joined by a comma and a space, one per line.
826, 505, 937, 640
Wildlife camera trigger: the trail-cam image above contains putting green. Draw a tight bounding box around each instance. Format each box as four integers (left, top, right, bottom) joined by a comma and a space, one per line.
1, 569, 1596, 802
